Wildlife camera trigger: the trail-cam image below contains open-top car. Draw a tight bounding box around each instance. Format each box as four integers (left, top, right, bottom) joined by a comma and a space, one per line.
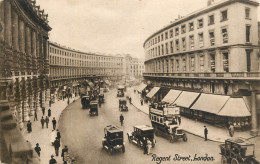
89, 100, 98, 116
127, 125, 156, 148
119, 99, 128, 112
81, 96, 90, 109
102, 125, 125, 155
219, 137, 258, 164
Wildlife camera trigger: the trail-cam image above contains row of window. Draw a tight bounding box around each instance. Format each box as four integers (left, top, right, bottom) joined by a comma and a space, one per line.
146, 7, 251, 48
49, 46, 123, 62
50, 55, 123, 68
146, 25, 251, 59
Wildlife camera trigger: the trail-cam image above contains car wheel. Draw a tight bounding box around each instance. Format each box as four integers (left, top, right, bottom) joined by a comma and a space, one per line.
231, 158, 239, 164
127, 133, 131, 142
183, 134, 187, 142
245, 158, 256, 164
221, 156, 227, 164
122, 145, 125, 153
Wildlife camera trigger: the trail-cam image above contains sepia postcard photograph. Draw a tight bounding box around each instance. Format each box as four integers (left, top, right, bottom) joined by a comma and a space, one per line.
0, 0, 260, 163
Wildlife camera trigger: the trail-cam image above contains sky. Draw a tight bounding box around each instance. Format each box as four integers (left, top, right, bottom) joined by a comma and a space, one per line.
36, 0, 260, 59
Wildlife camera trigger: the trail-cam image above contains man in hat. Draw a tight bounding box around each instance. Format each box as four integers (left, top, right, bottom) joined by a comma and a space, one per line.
41, 116, 45, 129
61, 145, 69, 161
49, 155, 57, 164
57, 129, 61, 141
42, 107, 45, 116
52, 117, 57, 130
27, 120, 32, 133
204, 126, 208, 141
48, 108, 52, 117
34, 111, 38, 121
53, 137, 60, 156
45, 116, 49, 128
34, 143, 41, 157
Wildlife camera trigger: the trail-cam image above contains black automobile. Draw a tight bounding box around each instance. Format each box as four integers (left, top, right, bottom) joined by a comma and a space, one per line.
102, 125, 125, 155
127, 125, 156, 148
119, 99, 128, 112
81, 96, 90, 109
89, 101, 98, 116
219, 137, 258, 164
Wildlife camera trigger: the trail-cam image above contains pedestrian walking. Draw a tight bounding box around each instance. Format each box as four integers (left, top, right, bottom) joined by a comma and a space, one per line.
229, 124, 234, 137
67, 98, 70, 105
52, 117, 57, 130
49, 100, 52, 107
143, 137, 147, 154
61, 146, 68, 161
147, 139, 152, 155
129, 97, 132, 104
54, 137, 60, 156
178, 116, 181, 125
204, 126, 208, 141
41, 117, 45, 128
34, 143, 41, 157
27, 120, 32, 133
57, 129, 61, 141
120, 114, 124, 126
141, 99, 143, 106
49, 155, 57, 164
34, 111, 38, 121
42, 107, 45, 115
45, 116, 49, 128
48, 108, 51, 117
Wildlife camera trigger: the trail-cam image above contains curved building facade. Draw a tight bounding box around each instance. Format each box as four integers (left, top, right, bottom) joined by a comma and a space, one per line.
49, 42, 124, 100
143, 0, 260, 132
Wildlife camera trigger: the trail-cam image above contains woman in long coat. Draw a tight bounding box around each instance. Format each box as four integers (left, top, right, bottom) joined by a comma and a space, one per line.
27, 120, 32, 133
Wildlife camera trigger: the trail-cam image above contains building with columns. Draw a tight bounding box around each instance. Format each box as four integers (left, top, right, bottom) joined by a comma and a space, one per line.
0, 0, 51, 162
49, 42, 124, 100
143, 0, 260, 134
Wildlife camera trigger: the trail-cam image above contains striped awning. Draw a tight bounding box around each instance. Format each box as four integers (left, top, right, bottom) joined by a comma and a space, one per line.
162, 90, 182, 104
218, 98, 251, 117
146, 87, 160, 99
191, 93, 229, 114
137, 83, 147, 93
174, 91, 200, 108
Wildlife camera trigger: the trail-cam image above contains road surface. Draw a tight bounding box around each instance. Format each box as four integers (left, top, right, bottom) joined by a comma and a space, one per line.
59, 88, 221, 164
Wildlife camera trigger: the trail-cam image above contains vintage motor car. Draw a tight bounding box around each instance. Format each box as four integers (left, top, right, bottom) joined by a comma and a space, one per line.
89, 101, 98, 116
149, 104, 187, 142
102, 125, 125, 155
117, 85, 125, 97
127, 125, 156, 148
81, 96, 90, 109
119, 99, 128, 112
219, 137, 258, 164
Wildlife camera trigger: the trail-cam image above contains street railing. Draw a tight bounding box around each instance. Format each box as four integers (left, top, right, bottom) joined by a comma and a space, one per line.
143, 72, 260, 80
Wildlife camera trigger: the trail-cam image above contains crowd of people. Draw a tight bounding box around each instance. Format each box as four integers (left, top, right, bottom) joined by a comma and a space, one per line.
25, 94, 76, 164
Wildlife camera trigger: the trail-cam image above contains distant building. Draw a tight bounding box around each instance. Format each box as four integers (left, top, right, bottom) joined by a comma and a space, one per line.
143, 0, 260, 134
123, 54, 144, 79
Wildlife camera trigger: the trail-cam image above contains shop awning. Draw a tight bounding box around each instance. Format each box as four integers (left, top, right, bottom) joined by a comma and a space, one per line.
88, 82, 94, 87
191, 93, 229, 114
104, 80, 111, 85
146, 87, 160, 99
174, 91, 200, 108
137, 83, 147, 93
218, 98, 251, 117
162, 90, 182, 104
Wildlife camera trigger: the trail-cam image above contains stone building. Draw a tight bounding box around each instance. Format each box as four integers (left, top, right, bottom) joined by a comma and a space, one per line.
143, 0, 260, 134
49, 42, 124, 100
0, 0, 51, 162
123, 54, 145, 79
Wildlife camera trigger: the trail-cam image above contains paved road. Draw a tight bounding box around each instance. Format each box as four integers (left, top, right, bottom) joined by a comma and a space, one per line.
59, 88, 221, 164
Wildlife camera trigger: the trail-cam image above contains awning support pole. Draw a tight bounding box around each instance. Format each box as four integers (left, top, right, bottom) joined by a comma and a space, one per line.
250, 89, 258, 136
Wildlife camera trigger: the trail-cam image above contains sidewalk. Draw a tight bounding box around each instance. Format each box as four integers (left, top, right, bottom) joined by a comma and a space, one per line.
128, 86, 252, 143
23, 96, 79, 164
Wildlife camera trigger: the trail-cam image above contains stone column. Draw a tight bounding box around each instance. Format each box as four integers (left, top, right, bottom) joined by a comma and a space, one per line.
32, 31, 37, 74
35, 91, 41, 111
18, 19, 25, 73
4, 0, 12, 47
12, 9, 19, 72
17, 101, 24, 129
42, 90, 46, 109
250, 89, 258, 136
25, 26, 31, 74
